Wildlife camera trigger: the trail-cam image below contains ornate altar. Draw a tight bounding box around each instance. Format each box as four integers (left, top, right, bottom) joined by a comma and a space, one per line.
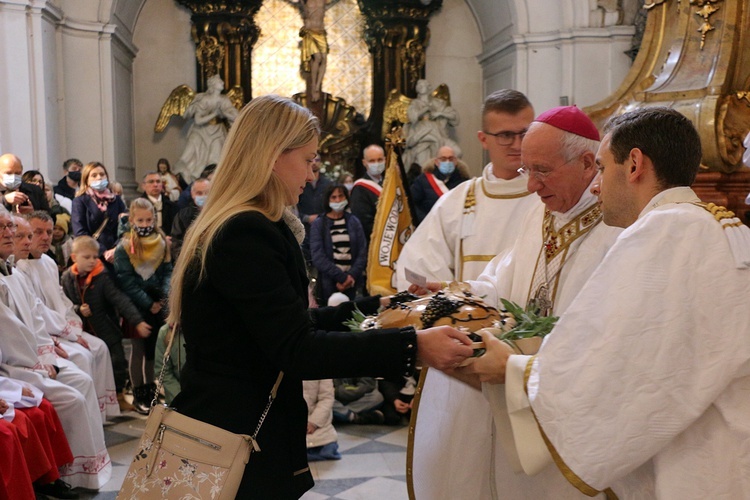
585, 0, 750, 222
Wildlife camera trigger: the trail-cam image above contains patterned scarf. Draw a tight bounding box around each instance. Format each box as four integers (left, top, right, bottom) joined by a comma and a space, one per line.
86, 187, 116, 212
122, 231, 168, 280
282, 207, 305, 244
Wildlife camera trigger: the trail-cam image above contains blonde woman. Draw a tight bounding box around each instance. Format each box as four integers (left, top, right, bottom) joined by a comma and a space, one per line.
168, 95, 473, 499
71, 162, 126, 262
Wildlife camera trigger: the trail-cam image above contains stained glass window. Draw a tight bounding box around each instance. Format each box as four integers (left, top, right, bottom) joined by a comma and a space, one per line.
252, 0, 372, 117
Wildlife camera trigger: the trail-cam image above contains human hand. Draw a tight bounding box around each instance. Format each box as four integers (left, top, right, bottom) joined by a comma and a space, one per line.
460, 330, 515, 385
135, 322, 152, 338
76, 335, 90, 350
17, 203, 33, 214
54, 344, 69, 359
166, 236, 172, 247
80, 303, 92, 317
306, 422, 317, 434
343, 275, 355, 289
4, 191, 27, 207
407, 281, 442, 296
415, 326, 473, 371
150, 302, 162, 314
0, 398, 8, 414
336, 281, 346, 292
44, 364, 57, 379
21, 387, 33, 397
104, 248, 115, 263
393, 399, 410, 414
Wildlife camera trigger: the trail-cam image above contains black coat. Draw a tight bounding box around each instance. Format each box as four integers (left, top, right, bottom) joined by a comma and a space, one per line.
2, 182, 50, 213
410, 169, 469, 224
71, 193, 127, 254
139, 194, 179, 236
349, 174, 381, 246
170, 203, 199, 261
172, 211, 415, 499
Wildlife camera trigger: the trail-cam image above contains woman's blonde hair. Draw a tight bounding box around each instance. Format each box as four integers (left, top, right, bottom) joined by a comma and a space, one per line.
123, 198, 171, 264
168, 95, 319, 324
76, 162, 109, 197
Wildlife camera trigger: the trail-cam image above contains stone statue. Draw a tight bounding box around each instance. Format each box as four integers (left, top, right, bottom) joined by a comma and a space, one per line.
155, 75, 243, 182
402, 80, 461, 169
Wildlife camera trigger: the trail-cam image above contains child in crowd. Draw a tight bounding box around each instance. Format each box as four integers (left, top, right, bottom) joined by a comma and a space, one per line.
50, 214, 73, 273
332, 377, 385, 425
114, 198, 172, 414
303, 379, 341, 461
153, 323, 185, 405
61, 236, 151, 412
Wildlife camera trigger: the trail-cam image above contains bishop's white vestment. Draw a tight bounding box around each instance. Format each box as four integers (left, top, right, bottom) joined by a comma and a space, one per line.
501, 188, 750, 499
413, 186, 621, 500
17, 255, 118, 419
404, 166, 540, 498
0, 272, 111, 490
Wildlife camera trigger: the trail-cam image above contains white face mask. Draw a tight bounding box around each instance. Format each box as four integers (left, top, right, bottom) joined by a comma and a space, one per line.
2, 174, 22, 190
329, 200, 348, 212
344, 182, 354, 192
366, 161, 385, 177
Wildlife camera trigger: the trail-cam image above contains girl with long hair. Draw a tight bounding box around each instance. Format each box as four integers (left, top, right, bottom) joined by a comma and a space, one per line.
114, 198, 171, 414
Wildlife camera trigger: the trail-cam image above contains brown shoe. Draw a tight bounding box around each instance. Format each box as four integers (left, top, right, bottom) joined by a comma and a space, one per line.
117, 391, 136, 412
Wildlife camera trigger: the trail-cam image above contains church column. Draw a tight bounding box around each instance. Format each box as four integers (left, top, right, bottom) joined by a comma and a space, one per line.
176, 0, 262, 103
357, 0, 442, 142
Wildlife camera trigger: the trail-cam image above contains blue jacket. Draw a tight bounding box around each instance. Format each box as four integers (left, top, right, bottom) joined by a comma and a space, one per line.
71, 193, 127, 254
310, 212, 367, 302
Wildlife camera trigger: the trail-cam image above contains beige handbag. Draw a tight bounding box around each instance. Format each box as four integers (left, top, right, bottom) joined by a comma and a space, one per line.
118, 325, 283, 499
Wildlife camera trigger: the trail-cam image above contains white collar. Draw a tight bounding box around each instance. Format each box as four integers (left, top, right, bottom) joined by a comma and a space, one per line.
638, 187, 700, 219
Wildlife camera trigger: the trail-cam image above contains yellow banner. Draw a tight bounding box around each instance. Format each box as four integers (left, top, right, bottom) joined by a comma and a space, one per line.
366, 148, 414, 296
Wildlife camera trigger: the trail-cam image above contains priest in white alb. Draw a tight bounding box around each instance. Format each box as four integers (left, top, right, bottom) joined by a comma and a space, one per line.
400, 90, 541, 498
0, 207, 111, 490
412, 106, 622, 499
463, 107, 750, 499
16, 211, 119, 418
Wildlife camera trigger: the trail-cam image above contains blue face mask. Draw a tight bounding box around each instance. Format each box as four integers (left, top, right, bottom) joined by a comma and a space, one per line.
194, 195, 208, 207
2, 174, 22, 190
329, 200, 348, 212
90, 179, 108, 192
438, 161, 455, 176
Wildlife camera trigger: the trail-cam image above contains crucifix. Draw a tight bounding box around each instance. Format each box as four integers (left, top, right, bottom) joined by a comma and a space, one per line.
285, 0, 339, 103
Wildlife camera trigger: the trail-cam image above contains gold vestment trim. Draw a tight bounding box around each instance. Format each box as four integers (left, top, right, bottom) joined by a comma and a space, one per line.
523, 358, 619, 499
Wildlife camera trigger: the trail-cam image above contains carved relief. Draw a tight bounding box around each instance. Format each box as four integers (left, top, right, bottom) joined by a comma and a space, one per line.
196, 35, 225, 77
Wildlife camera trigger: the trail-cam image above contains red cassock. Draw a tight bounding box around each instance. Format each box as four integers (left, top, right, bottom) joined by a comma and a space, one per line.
0, 419, 34, 500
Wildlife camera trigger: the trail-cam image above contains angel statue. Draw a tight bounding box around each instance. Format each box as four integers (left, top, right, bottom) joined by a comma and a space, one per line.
155, 75, 243, 182
399, 80, 461, 169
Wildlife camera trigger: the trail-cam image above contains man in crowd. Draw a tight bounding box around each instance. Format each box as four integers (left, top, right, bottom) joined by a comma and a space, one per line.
140, 171, 178, 236
0, 206, 111, 490
412, 106, 621, 499
17, 211, 120, 417
297, 154, 331, 262
171, 177, 211, 260
0, 154, 49, 214
350, 144, 386, 248
409, 145, 470, 224
53, 159, 83, 201
465, 107, 750, 498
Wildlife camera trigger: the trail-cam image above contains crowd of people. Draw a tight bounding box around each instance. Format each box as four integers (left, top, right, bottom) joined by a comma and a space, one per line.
2, 86, 749, 500
0, 153, 212, 497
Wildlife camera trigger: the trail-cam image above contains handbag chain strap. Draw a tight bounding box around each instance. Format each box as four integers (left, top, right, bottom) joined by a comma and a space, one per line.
151, 324, 285, 442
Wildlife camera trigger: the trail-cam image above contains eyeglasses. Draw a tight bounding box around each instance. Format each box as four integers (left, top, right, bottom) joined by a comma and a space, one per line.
145, 179, 162, 184
483, 129, 527, 146
0, 223, 17, 232
517, 157, 577, 181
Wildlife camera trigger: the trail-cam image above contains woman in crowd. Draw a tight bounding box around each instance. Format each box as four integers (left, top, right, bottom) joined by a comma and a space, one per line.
71, 162, 126, 263
23, 170, 72, 215
156, 158, 183, 202
168, 95, 472, 499
114, 198, 171, 414
310, 183, 366, 304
